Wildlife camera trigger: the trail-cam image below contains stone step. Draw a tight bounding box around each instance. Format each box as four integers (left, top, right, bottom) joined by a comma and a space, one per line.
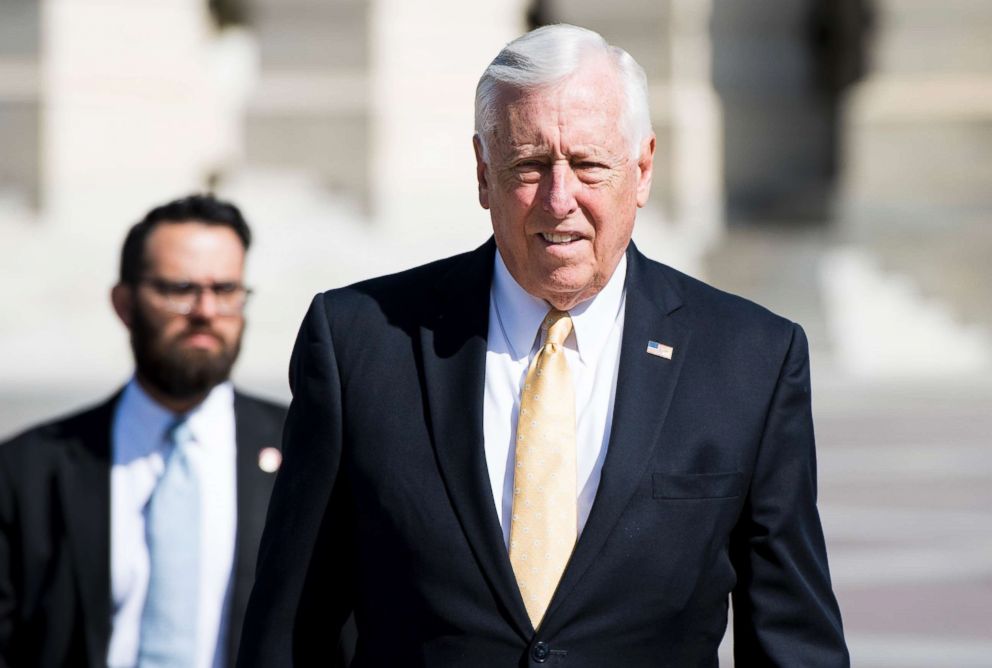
701, 227, 833, 356
701, 226, 992, 380
839, 202, 992, 333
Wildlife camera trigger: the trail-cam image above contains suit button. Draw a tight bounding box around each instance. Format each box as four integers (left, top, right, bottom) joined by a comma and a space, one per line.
532, 641, 550, 663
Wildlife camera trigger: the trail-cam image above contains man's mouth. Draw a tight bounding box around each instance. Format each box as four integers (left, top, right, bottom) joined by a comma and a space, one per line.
181, 331, 223, 348
540, 232, 581, 244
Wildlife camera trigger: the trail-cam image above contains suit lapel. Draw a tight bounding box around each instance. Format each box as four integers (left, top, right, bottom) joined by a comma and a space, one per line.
419, 239, 533, 639
229, 393, 281, 664
58, 394, 117, 667
544, 245, 691, 627
233, 394, 268, 599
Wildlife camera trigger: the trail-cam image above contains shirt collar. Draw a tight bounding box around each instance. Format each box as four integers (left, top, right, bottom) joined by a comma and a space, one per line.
491, 250, 627, 364
117, 378, 175, 459
117, 377, 235, 454
183, 381, 235, 449
568, 252, 626, 364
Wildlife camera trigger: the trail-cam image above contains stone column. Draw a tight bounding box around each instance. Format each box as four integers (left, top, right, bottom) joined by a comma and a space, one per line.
712, 0, 872, 225
369, 0, 528, 248
244, 0, 372, 211
42, 0, 228, 231
669, 0, 724, 251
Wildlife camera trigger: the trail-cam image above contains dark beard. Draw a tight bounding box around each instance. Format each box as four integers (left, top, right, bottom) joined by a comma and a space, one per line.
130, 304, 242, 401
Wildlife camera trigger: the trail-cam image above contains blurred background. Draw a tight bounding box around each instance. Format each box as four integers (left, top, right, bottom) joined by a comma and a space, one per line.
1, 0, 990, 664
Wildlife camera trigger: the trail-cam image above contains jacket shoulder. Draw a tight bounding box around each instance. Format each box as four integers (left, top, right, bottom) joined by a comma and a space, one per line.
234, 391, 287, 417
0, 395, 117, 462
233, 390, 288, 463
0, 393, 120, 450
233, 390, 289, 431
309, 242, 493, 334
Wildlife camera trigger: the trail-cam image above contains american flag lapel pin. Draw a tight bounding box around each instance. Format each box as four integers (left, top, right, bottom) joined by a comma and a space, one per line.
646, 340, 674, 360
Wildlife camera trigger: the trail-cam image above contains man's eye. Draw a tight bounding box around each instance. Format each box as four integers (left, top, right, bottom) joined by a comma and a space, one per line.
213, 283, 239, 295
515, 161, 543, 171
575, 162, 606, 170
167, 283, 197, 296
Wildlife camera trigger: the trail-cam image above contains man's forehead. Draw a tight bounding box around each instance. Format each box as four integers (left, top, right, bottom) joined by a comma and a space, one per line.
497, 57, 622, 108
145, 221, 241, 247
492, 85, 626, 155
143, 222, 244, 270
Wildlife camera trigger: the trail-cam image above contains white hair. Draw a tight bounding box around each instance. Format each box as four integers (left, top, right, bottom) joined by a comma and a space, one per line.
474, 24, 652, 161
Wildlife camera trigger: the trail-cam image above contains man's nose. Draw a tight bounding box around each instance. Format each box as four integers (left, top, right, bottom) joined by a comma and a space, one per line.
188, 288, 219, 319
542, 163, 578, 219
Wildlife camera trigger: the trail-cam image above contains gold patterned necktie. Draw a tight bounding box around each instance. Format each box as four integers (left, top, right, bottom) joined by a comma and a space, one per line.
509, 309, 578, 628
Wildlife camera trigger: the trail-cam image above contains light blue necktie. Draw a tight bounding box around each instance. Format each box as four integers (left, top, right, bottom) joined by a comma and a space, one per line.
138, 418, 199, 668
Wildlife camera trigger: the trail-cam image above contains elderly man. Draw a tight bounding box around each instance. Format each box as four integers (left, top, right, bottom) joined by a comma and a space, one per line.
240, 25, 848, 666
0, 195, 287, 668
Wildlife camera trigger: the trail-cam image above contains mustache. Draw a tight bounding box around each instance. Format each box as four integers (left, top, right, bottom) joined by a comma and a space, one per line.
177, 326, 225, 344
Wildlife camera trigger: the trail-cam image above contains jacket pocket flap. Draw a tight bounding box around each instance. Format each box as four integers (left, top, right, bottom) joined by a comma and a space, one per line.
652, 472, 744, 499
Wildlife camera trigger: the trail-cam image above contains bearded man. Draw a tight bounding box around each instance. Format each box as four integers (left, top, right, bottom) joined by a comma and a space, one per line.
0, 195, 288, 668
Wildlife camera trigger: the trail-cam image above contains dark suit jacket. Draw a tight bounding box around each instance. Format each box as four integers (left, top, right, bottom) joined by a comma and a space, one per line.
239, 239, 848, 667
0, 390, 286, 668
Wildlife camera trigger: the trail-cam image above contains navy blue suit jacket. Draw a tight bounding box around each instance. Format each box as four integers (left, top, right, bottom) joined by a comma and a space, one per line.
239, 239, 848, 667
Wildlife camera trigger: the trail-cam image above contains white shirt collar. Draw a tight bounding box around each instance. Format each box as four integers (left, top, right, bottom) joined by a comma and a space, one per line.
184, 380, 235, 450
116, 379, 176, 461
115, 377, 235, 459
492, 249, 627, 363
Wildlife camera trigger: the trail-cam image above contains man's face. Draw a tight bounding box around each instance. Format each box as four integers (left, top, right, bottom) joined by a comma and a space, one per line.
115, 222, 246, 402
475, 57, 655, 310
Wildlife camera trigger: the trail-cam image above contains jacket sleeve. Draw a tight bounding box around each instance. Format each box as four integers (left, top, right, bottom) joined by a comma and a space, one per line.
237, 294, 353, 666
731, 323, 850, 667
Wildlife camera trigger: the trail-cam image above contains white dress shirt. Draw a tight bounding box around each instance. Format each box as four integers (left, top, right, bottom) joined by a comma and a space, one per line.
108, 379, 238, 668
484, 251, 627, 548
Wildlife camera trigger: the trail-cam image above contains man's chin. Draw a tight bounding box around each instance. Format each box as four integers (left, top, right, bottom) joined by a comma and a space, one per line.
136, 346, 239, 403
147, 366, 230, 403
530, 268, 602, 308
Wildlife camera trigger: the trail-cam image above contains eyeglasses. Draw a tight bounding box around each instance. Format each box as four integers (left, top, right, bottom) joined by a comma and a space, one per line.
139, 277, 253, 316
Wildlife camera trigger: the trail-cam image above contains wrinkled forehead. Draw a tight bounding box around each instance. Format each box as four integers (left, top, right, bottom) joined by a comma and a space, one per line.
489, 64, 628, 152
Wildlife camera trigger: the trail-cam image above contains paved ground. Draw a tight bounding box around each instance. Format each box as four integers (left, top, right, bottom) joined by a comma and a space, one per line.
813, 375, 992, 667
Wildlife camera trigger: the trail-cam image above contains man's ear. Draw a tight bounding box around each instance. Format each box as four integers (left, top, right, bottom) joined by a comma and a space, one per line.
473, 134, 491, 210
635, 133, 656, 208
111, 283, 135, 329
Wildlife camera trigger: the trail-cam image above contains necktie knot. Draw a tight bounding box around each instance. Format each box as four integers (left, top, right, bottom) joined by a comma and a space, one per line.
167, 416, 191, 441
165, 418, 194, 456
543, 309, 572, 348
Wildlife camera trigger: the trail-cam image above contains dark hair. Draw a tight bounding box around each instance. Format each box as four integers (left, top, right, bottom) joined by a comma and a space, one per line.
119, 194, 252, 285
